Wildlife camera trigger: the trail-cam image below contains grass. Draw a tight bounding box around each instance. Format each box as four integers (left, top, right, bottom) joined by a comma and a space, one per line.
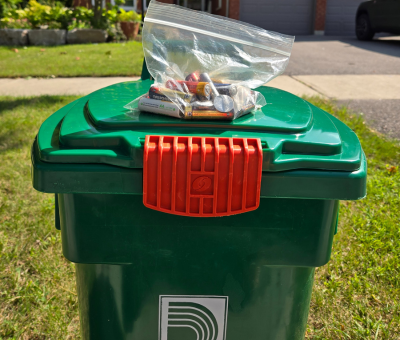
0, 96, 81, 339
0, 41, 143, 78
305, 97, 400, 340
0, 95, 399, 339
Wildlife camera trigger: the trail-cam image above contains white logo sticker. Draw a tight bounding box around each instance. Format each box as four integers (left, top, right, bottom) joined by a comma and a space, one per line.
159, 295, 228, 340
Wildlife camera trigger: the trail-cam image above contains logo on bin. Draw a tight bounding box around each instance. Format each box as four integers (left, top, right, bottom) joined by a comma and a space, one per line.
159, 295, 228, 340
192, 176, 212, 192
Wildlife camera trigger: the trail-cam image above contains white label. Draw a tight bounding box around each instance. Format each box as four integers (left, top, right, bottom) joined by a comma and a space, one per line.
159, 295, 228, 340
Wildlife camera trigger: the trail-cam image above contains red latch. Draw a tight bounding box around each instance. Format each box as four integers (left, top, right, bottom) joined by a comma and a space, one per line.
143, 136, 263, 217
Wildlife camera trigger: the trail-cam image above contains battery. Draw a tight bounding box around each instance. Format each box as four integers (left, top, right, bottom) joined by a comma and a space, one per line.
236, 102, 256, 118
138, 97, 183, 118
185, 72, 200, 82
214, 84, 238, 96
149, 86, 195, 103
166, 80, 211, 99
190, 100, 216, 110
210, 78, 227, 84
184, 106, 234, 120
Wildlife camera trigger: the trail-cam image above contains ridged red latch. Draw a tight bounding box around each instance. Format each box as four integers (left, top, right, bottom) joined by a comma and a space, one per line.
143, 136, 263, 217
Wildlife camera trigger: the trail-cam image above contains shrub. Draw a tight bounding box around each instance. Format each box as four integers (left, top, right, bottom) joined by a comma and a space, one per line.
0, 0, 22, 19
24, 0, 53, 28
67, 18, 91, 30
0, 0, 140, 36
71, 5, 92, 25
1, 0, 72, 29
0, 16, 30, 28
117, 8, 140, 23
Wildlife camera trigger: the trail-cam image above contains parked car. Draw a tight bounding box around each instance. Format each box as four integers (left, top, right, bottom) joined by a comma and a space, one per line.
356, 0, 400, 40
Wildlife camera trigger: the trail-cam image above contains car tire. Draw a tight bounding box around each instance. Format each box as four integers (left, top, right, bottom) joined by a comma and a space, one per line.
356, 14, 375, 41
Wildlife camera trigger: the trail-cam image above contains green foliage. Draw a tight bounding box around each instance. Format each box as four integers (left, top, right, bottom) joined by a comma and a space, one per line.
67, 18, 91, 30
0, 0, 27, 28
19, 0, 49, 28
117, 8, 141, 22
0, 0, 22, 19
0, 41, 143, 77
23, 0, 53, 28
0, 16, 30, 28
1, 0, 72, 29
106, 21, 127, 42
0, 0, 136, 32
104, 3, 119, 24
72, 5, 91, 20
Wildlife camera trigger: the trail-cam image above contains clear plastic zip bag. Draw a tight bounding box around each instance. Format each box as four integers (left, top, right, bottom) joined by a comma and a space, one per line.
124, 0, 294, 120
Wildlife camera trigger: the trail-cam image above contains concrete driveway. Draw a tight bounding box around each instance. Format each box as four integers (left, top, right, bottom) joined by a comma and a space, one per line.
284, 35, 400, 140
286, 35, 400, 75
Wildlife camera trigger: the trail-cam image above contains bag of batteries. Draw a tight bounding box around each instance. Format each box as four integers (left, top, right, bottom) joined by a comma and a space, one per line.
124, 0, 294, 120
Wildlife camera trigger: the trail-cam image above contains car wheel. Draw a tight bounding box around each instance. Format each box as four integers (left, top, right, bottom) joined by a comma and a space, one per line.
356, 14, 375, 41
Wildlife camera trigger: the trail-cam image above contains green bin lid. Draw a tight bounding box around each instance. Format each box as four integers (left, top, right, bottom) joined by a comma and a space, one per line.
32, 80, 366, 200
37, 80, 362, 172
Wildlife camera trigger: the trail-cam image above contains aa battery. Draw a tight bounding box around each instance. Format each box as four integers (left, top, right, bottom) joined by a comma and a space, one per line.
199, 73, 218, 97
214, 84, 238, 96
166, 80, 211, 99
148, 86, 195, 103
138, 97, 183, 118
184, 106, 234, 120
184, 101, 254, 120
199, 73, 235, 113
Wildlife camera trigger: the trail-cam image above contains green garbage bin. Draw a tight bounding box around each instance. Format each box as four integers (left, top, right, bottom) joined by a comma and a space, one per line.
31, 80, 366, 340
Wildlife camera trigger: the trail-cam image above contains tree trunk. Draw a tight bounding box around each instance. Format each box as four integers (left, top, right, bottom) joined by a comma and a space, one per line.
93, 0, 103, 28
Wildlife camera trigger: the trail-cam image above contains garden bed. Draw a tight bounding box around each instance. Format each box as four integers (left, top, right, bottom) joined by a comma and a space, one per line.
28, 29, 66, 46
0, 0, 141, 45
0, 28, 29, 45
67, 29, 108, 44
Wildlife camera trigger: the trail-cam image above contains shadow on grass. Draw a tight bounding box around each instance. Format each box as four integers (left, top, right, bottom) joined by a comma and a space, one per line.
0, 95, 78, 153
0, 131, 26, 154
0, 96, 73, 116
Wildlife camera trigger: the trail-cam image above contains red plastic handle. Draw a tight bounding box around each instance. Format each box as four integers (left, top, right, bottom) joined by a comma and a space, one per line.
143, 135, 263, 217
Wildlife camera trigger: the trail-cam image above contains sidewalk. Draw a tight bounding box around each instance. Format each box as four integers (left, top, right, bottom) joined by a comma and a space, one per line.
0, 75, 399, 139
0, 75, 399, 100
0, 77, 140, 96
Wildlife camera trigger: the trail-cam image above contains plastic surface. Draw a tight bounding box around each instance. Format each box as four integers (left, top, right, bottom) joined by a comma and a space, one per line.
143, 1, 294, 88
124, 0, 294, 119
32, 140, 367, 200
88, 82, 312, 133
76, 263, 314, 340
58, 193, 338, 267
56, 192, 335, 339
143, 136, 262, 216
31, 77, 367, 340
35, 81, 364, 174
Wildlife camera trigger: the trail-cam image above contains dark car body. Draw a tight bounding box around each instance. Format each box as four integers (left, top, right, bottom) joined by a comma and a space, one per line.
356, 0, 400, 40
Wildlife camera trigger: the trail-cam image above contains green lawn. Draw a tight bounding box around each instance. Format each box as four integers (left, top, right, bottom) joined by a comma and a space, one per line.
304, 98, 400, 339
0, 41, 143, 78
0, 95, 399, 339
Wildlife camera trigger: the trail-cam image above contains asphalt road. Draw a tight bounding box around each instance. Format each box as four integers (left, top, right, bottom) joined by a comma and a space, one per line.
338, 99, 400, 140
285, 35, 400, 140
285, 35, 400, 75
